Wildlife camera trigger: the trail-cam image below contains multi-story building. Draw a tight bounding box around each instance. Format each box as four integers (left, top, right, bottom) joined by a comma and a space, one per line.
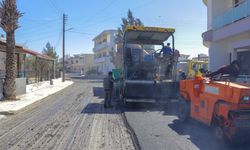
92, 30, 117, 75
192, 53, 209, 61
202, 0, 250, 74
178, 54, 190, 62
64, 54, 94, 74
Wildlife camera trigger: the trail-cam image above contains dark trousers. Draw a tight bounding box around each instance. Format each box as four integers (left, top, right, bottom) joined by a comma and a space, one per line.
104, 89, 112, 107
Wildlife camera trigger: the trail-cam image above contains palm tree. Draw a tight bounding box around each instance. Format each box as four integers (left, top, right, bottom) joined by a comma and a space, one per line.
0, 0, 22, 100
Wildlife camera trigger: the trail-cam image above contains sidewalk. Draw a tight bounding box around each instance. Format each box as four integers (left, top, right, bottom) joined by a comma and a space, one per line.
0, 78, 73, 115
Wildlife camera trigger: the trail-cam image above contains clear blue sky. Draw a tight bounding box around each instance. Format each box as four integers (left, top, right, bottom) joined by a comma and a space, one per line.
0, 0, 208, 58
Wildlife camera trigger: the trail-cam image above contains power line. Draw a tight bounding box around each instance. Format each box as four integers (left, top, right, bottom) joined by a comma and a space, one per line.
68, 30, 95, 35
17, 25, 61, 38
55, 31, 63, 50
83, 0, 117, 23
75, 0, 117, 28
79, 0, 157, 30
50, 0, 64, 13
47, 0, 63, 14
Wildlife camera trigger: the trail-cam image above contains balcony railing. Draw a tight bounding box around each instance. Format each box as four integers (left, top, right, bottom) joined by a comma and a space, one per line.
94, 57, 110, 64
212, 0, 250, 29
93, 42, 109, 52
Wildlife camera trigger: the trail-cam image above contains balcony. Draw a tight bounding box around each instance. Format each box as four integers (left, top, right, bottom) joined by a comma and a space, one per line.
212, 0, 250, 29
93, 42, 109, 52
94, 57, 110, 64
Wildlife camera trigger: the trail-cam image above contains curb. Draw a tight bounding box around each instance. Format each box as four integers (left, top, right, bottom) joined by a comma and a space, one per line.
0, 111, 14, 115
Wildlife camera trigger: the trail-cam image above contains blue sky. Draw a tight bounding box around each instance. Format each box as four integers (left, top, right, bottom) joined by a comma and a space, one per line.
0, 0, 208, 58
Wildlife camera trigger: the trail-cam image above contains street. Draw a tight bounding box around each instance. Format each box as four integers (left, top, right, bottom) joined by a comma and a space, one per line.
0, 80, 134, 150
1, 79, 250, 150
124, 103, 250, 150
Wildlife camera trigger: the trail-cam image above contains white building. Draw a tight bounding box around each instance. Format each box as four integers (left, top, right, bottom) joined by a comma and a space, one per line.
92, 30, 117, 75
192, 53, 209, 61
202, 0, 250, 75
178, 54, 190, 62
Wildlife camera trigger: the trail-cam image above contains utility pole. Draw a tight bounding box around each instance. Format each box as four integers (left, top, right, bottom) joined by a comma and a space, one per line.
62, 13, 67, 82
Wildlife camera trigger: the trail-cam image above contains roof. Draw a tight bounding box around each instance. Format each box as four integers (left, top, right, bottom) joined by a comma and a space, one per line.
92, 29, 117, 41
0, 39, 54, 61
20, 48, 55, 61
124, 26, 175, 45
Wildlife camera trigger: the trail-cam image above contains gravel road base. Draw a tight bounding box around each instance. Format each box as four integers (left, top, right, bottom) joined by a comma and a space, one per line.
0, 80, 135, 150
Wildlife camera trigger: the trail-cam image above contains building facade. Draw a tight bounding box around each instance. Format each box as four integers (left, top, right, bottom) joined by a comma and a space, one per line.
92, 30, 117, 75
192, 53, 209, 61
178, 54, 190, 62
202, 0, 250, 74
65, 54, 94, 74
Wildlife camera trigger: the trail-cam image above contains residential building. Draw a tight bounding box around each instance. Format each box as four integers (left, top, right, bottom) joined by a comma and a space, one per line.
192, 53, 209, 61
64, 54, 94, 74
93, 30, 117, 75
202, 0, 250, 75
178, 54, 190, 62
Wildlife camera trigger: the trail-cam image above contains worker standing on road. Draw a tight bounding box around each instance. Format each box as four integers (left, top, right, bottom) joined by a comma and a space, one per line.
206, 60, 240, 81
103, 71, 115, 108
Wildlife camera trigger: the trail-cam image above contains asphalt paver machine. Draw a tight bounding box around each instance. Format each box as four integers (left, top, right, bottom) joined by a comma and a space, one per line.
120, 26, 178, 104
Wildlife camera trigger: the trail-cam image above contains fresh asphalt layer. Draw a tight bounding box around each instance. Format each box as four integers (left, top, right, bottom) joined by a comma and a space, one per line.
123, 102, 250, 150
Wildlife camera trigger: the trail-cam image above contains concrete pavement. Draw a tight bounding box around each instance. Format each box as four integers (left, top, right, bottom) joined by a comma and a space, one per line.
0, 78, 73, 115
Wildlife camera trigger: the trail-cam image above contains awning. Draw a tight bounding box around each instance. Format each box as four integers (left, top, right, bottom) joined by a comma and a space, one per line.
20, 48, 55, 61
0, 39, 54, 61
124, 26, 175, 45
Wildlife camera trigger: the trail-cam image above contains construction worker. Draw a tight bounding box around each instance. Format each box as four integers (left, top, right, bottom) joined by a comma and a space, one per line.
206, 60, 240, 81
160, 43, 173, 57
103, 71, 115, 108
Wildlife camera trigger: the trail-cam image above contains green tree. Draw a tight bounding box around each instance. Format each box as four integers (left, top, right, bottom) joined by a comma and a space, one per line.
42, 42, 58, 61
0, 0, 22, 100
38, 42, 58, 81
117, 9, 144, 43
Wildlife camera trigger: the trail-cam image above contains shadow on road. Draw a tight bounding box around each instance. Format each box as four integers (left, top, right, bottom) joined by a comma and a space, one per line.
88, 80, 103, 83
122, 101, 177, 116
123, 101, 250, 150
168, 118, 249, 150
81, 103, 120, 114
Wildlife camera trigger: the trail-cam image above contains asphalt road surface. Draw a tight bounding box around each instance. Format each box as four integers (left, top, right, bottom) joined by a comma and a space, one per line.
0, 80, 135, 150
124, 102, 250, 150
1, 79, 250, 150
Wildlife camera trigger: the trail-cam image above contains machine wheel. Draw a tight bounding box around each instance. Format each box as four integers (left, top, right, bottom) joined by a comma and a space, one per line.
178, 97, 190, 122
214, 126, 224, 140
119, 91, 127, 106
123, 97, 127, 105
212, 115, 229, 142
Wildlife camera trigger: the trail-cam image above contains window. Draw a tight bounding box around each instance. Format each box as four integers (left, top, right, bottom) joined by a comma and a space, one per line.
237, 50, 250, 75
234, 0, 245, 7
